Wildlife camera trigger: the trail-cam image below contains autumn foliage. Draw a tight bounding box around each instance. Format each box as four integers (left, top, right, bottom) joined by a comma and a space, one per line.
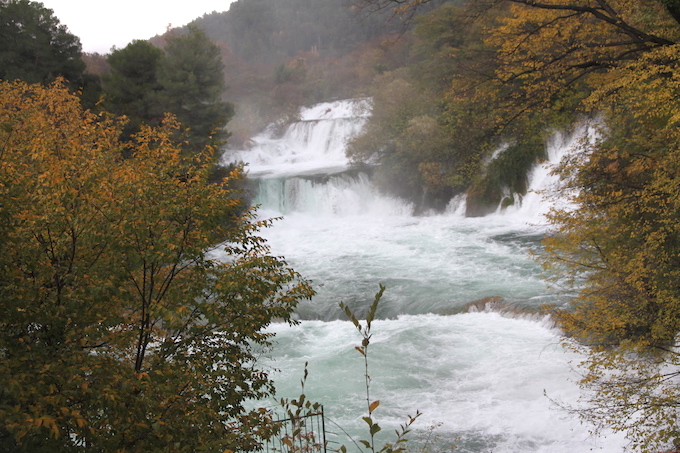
0, 80, 314, 452
352, 0, 680, 449
482, 1, 680, 451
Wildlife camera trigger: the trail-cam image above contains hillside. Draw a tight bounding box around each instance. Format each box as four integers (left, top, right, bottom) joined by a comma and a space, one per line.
170, 0, 420, 146
192, 0, 395, 63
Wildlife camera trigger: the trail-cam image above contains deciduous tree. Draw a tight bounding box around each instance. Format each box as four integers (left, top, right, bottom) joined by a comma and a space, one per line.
496, 4, 680, 451
0, 80, 313, 452
535, 38, 680, 451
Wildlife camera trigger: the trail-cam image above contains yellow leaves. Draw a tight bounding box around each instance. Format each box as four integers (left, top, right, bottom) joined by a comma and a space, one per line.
33, 416, 60, 438
480, 0, 680, 122
0, 79, 314, 451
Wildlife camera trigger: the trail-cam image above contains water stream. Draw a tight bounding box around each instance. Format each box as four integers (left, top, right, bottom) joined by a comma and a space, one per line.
221, 100, 626, 452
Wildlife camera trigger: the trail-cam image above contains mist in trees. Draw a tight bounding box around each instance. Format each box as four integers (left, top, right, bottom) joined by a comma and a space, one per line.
192, 0, 399, 64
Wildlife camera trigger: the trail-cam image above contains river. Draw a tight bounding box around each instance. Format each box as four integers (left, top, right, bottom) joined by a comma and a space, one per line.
221, 99, 627, 453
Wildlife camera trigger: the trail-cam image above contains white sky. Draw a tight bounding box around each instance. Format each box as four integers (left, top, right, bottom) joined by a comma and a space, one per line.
39, 0, 237, 54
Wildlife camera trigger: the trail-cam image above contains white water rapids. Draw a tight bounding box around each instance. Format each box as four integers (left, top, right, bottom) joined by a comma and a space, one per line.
221, 100, 627, 452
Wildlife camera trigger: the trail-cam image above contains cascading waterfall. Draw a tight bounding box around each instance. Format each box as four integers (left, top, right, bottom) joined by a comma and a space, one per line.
220, 101, 625, 452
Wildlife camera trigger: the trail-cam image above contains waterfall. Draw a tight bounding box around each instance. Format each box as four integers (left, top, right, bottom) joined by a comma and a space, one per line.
224, 99, 592, 224
223, 98, 413, 217
219, 102, 625, 453
501, 123, 596, 224
225, 98, 371, 177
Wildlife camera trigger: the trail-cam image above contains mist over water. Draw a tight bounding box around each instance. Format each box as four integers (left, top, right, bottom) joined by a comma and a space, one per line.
221, 100, 626, 452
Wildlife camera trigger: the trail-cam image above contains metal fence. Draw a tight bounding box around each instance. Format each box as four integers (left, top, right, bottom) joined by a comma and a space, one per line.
263, 407, 328, 453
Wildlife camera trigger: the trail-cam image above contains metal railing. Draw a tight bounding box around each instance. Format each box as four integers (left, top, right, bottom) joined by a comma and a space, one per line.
264, 407, 327, 453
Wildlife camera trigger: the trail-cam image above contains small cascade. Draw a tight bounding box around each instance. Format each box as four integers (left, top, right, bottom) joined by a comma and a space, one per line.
223, 98, 371, 178
507, 124, 594, 220
255, 171, 411, 217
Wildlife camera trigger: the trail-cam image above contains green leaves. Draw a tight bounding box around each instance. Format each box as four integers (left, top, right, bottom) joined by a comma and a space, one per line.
103, 27, 234, 155
0, 0, 86, 88
366, 284, 385, 328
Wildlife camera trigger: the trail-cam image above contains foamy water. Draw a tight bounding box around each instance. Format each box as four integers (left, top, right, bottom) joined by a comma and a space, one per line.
220, 101, 626, 452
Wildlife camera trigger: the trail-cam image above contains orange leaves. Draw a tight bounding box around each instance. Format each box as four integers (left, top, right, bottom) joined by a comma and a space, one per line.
476, 0, 680, 124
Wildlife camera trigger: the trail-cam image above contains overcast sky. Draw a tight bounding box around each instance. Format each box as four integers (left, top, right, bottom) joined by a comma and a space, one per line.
39, 0, 237, 54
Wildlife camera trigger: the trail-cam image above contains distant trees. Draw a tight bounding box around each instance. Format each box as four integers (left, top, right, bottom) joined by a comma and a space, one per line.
194, 0, 398, 64
0, 80, 314, 452
0, 0, 87, 89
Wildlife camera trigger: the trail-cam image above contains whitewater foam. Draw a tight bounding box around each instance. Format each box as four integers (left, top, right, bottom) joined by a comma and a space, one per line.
220, 101, 626, 453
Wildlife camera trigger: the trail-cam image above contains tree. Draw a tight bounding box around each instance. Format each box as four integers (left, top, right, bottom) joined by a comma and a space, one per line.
0, 0, 86, 88
158, 26, 234, 153
104, 40, 165, 141
478, 0, 679, 122
0, 80, 314, 452
539, 41, 680, 452
480, 2, 680, 451
102, 29, 233, 156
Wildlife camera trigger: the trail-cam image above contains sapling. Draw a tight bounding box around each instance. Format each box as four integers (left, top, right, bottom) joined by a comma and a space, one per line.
339, 284, 421, 453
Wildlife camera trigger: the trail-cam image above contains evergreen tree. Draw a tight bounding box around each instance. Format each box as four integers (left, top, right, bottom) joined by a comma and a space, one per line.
0, 0, 85, 87
103, 29, 233, 155
158, 26, 234, 153
104, 40, 165, 141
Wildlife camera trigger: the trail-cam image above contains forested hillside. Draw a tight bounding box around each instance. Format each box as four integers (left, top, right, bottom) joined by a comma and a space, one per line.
193, 0, 394, 63
178, 0, 419, 145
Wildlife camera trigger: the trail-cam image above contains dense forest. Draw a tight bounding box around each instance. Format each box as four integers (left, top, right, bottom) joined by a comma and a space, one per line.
4, 0, 680, 451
